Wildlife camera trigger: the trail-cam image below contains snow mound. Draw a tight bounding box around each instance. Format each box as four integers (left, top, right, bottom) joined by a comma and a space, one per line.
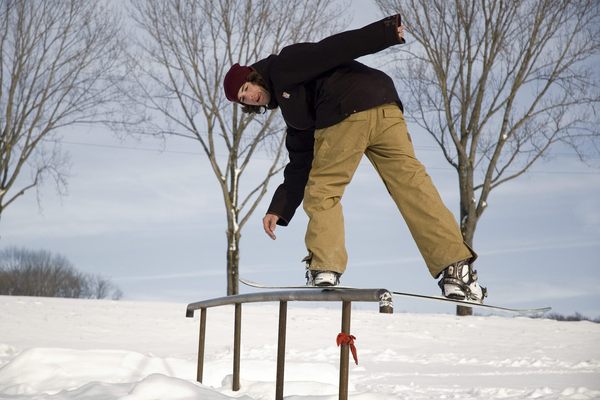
122, 374, 235, 400
0, 347, 193, 395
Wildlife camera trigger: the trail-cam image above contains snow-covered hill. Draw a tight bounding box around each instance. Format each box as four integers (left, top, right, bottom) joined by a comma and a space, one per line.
0, 295, 598, 399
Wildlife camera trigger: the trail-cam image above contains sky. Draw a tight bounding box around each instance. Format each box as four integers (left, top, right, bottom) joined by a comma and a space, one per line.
1, 2, 599, 317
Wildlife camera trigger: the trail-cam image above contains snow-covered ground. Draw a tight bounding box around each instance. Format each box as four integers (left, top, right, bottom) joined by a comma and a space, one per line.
0, 295, 599, 400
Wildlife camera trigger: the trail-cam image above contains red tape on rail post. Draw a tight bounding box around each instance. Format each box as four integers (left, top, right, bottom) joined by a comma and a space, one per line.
336, 332, 358, 365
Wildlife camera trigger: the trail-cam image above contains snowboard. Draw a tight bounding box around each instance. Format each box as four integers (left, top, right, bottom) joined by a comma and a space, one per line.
239, 277, 551, 315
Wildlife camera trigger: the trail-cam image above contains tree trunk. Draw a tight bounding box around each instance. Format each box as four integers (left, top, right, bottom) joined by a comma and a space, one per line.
226, 229, 240, 296
456, 305, 473, 316
457, 169, 478, 316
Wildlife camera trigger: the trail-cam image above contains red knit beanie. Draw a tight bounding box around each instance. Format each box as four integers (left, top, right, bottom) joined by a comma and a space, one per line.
224, 63, 253, 103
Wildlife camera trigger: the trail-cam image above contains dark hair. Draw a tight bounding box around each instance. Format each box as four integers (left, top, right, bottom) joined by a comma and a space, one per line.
240, 71, 270, 114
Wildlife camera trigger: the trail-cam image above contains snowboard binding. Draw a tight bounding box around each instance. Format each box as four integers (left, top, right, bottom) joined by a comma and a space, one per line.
438, 260, 487, 303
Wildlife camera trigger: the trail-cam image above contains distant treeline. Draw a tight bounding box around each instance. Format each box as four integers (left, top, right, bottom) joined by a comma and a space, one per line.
477, 311, 600, 323
541, 312, 600, 324
0, 247, 122, 300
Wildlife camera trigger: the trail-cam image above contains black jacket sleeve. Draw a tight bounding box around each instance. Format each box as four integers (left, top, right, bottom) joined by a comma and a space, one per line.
273, 15, 404, 86
266, 128, 314, 226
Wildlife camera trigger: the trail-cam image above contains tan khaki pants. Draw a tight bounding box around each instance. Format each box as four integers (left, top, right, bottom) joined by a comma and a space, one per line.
303, 104, 472, 278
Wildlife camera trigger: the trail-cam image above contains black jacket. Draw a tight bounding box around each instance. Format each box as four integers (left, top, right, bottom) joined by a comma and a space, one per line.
255, 15, 405, 225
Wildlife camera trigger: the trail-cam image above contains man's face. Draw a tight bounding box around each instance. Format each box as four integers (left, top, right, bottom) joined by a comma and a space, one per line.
238, 82, 270, 106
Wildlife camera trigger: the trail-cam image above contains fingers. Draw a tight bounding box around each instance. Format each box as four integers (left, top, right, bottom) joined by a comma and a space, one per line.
397, 25, 404, 41
262, 214, 279, 240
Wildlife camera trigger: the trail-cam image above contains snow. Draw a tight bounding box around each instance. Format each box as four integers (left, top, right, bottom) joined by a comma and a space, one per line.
1, 296, 599, 400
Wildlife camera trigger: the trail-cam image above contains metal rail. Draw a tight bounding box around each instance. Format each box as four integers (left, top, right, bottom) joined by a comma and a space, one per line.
186, 288, 393, 400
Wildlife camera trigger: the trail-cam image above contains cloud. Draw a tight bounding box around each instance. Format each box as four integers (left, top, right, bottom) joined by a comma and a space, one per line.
478, 240, 600, 257
350, 256, 423, 268
493, 280, 599, 305
1, 142, 224, 239
114, 269, 225, 281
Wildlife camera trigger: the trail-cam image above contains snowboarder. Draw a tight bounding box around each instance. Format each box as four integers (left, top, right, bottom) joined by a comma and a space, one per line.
223, 15, 486, 303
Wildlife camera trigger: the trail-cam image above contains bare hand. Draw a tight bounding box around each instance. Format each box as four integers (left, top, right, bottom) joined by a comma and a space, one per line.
262, 213, 279, 240
397, 24, 404, 41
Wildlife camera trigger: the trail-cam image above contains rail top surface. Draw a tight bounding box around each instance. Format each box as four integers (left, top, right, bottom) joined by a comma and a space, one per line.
186, 288, 393, 317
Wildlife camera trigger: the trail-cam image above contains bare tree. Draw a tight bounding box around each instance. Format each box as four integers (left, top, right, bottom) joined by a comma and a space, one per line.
376, 0, 599, 314
128, 0, 346, 295
0, 247, 123, 299
88, 273, 123, 300
376, 0, 599, 245
0, 0, 125, 221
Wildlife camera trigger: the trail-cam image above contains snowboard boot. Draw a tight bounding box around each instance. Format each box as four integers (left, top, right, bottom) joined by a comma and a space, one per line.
438, 260, 487, 303
306, 270, 341, 286
302, 254, 341, 287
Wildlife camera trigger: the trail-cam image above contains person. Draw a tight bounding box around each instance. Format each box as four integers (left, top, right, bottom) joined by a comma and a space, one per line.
223, 15, 486, 303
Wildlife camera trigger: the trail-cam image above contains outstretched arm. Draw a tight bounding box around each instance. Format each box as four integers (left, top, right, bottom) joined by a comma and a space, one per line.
273, 15, 405, 86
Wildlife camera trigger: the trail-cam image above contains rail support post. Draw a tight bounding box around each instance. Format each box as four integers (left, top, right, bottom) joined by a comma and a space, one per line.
233, 303, 242, 391
196, 308, 207, 382
275, 301, 288, 400
339, 301, 351, 400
